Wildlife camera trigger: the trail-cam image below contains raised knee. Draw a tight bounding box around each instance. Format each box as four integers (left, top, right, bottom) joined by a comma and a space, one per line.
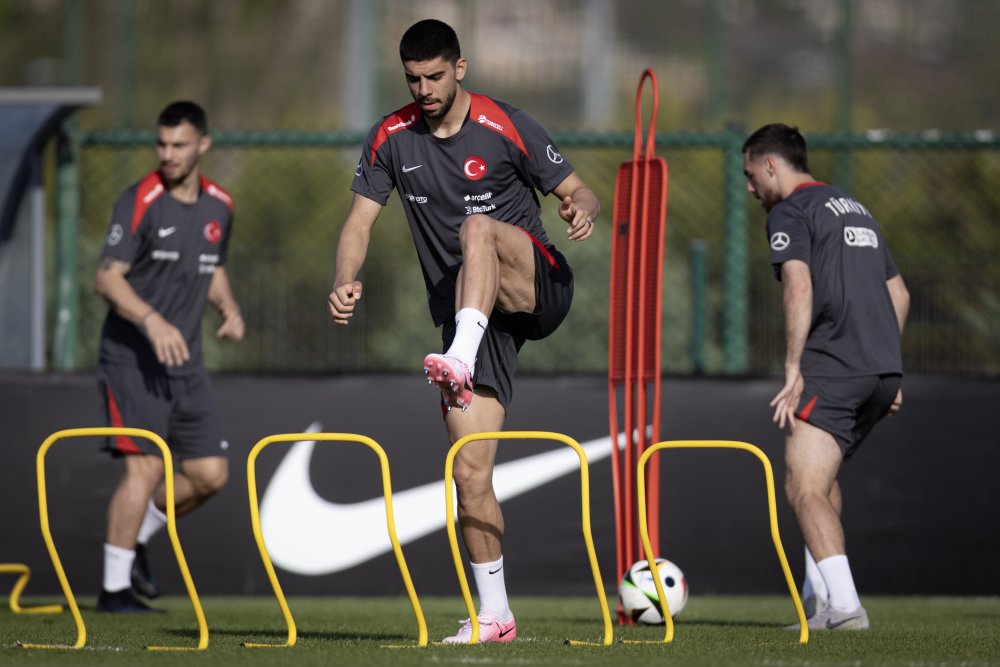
459, 214, 495, 248
204, 466, 228, 495
191, 464, 228, 498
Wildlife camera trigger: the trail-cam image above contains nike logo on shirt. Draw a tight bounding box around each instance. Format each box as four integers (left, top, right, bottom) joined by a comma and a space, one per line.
401, 164, 423, 173
158, 226, 177, 238
258, 422, 624, 575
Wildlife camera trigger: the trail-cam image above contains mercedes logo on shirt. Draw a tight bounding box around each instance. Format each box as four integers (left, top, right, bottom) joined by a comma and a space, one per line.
107, 223, 124, 246
770, 232, 790, 251
546, 144, 564, 164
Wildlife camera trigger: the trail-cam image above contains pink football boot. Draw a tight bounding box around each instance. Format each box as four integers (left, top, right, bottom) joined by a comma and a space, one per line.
422, 353, 474, 411
442, 611, 517, 644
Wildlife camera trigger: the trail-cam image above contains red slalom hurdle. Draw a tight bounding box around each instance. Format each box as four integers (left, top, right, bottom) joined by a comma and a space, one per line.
608, 69, 669, 623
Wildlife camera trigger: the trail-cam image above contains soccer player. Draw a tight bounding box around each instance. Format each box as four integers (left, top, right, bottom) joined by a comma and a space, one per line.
328, 19, 599, 643
94, 101, 244, 612
743, 124, 910, 630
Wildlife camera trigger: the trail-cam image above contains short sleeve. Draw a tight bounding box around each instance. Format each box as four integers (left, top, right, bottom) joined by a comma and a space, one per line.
882, 241, 900, 281
100, 190, 142, 264
766, 202, 811, 280
218, 211, 234, 265
350, 120, 395, 205
510, 110, 574, 194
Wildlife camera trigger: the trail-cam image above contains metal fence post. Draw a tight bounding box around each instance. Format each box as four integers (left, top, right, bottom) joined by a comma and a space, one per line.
722, 124, 748, 374
53, 123, 80, 371
690, 239, 707, 374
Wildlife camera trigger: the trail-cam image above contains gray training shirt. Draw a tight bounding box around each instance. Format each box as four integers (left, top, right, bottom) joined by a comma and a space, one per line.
351, 93, 575, 326
766, 181, 902, 378
98, 171, 234, 375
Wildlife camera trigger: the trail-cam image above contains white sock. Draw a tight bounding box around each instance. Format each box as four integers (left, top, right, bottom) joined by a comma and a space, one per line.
803, 547, 828, 602
103, 543, 135, 592
136, 499, 167, 545
446, 308, 488, 376
817, 554, 861, 612
471, 556, 512, 621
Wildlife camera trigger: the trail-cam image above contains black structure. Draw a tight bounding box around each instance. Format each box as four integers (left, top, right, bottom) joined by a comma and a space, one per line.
0, 88, 101, 369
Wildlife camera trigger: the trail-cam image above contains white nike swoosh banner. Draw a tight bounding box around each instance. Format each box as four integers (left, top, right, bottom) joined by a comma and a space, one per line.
258, 423, 618, 575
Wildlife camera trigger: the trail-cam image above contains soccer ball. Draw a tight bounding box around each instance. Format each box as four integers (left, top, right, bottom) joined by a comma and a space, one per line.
619, 558, 688, 624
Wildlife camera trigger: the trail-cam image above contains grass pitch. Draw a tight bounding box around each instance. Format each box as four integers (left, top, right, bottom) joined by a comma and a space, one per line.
2, 595, 998, 666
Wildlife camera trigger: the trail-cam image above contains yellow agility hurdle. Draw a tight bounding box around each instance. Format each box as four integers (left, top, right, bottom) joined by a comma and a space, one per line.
444, 431, 614, 647
0, 563, 62, 614
245, 433, 427, 649
631, 440, 808, 645
19, 427, 208, 651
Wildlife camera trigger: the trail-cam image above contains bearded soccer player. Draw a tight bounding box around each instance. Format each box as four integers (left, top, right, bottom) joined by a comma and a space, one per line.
328, 19, 599, 643
743, 123, 910, 631
94, 101, 244, 612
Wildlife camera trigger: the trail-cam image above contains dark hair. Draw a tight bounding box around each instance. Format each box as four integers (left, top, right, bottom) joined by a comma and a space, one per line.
742, 123, 810, 173
399, 19, 461, 64
158, 100, 208, 135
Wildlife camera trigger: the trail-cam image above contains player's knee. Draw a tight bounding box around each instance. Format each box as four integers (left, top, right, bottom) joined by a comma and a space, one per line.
785, 474, 825, 514
459, 214, 495, 249
784, 467, 807, 501
124, 455, 165, 488
203, 466, 228, 496
452, 459, 492, 498
784, 474, 800, 507
190, 462, 228, 498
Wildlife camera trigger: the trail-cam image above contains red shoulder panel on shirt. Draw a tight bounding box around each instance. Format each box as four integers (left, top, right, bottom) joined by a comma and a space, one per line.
131, 172, 166, 233
201, 176, 235, 212
371, 103, 422, 166
469, 94, 529, 157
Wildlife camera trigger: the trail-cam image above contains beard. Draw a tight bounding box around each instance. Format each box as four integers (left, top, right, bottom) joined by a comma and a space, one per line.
420, 86, 457, 120
758, 187, 782, 212
159, 161, 194, 188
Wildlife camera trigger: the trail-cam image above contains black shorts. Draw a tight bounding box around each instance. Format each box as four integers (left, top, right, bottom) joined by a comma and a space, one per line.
97, 362, 229, 460
794, 374, 901, 460
442, 241, 574, 411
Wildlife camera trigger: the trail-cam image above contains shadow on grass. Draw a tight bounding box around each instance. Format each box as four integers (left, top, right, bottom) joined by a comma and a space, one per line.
167, 627, 412, 642
615, 619, 786, 631
69, 604, 174, 617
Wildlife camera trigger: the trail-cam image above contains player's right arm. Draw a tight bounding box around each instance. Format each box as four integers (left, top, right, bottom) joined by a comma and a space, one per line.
94, 257, 190, 367
553, 172, 599, 242
328, 193, 383, 325
771, 258, 812, 431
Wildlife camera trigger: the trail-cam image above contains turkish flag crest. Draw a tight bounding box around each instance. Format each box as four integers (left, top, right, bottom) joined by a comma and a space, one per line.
204, 221, 223, 244
463, 156, 487, 181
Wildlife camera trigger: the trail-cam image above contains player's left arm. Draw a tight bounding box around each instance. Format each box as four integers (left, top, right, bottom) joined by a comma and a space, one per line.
552, 172, 599, 242
886, 274, 910, 335
885, 272, 910, 415
208, 266, 244, 341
